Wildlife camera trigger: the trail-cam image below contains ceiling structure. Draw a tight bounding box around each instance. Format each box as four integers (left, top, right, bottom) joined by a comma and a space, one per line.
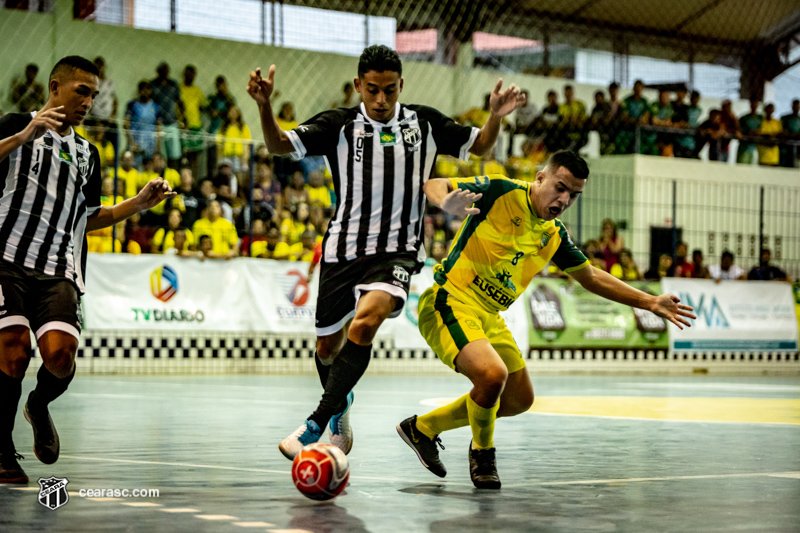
283, 0, 800, 76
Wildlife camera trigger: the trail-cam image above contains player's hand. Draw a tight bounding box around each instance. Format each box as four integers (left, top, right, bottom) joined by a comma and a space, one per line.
440, 188, 482, 217
489, 79, 524, 117
17, 106, 66, 143
248, 66, 275, 106
136, 178, 176, 210
650, 293, 696, 330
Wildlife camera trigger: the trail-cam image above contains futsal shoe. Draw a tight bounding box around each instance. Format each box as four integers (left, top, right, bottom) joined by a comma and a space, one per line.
328, 391, 354, 455
468, 440, 501, 489
279, 419, 323, 460
23, 396, 60, 465
0, 448, 28, 484
396, 415, 447, 478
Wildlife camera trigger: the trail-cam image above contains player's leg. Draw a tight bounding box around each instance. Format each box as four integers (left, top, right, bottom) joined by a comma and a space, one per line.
280, 260, 359, 459
455, 340, 506, 489
0, 263, 35, 483
23, 279, 81, 465
0, 325, 33, 484
398, 286, 488, 478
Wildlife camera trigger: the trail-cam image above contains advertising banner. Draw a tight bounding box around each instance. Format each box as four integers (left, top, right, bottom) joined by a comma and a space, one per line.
84, 255, 317, 332
661, 279, 799, 352
527, 278, 669, 349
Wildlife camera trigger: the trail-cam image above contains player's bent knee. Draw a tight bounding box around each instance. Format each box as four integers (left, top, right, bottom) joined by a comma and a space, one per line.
39, 342, 78, 378
477, 365, 509, 395
348, 315, 384, 345
0, 327, 33, 378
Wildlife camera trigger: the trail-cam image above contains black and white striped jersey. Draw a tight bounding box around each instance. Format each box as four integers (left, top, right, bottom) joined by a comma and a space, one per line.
0, 112, 102, 294
286, 102, 478, 264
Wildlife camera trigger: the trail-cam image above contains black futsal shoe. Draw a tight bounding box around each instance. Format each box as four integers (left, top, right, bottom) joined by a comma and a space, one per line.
0, 448, 28, 484
396, 415, 447, 478
468, 441, 501, 489
24, 396, 60, 465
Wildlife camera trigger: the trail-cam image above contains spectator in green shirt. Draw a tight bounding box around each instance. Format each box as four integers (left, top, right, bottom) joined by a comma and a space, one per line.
615, 80, 650, 154
779, 99, 799, 168
650, 89, 674, 156
737, 97, 763, 165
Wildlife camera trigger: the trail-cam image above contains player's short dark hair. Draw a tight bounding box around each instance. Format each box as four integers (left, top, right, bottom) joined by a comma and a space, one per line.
547, 150, 589, 181
50, 56, 98, 83
358, 45, 402, 77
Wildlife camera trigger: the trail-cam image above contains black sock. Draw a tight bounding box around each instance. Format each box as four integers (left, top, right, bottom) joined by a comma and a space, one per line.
0, 370, 23, 451
315, 353, 331, 389
28, 364, 75, 411
308, 340, 371, 428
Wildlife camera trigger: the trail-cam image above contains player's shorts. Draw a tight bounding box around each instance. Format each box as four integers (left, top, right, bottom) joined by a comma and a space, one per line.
0, 260, 82, 340
417, 285, 525, 374
161, 123, 182, 160
315, 252, 417, 337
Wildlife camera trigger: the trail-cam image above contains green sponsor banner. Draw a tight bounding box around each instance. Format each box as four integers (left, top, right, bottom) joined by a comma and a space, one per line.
527, 278, 668, 349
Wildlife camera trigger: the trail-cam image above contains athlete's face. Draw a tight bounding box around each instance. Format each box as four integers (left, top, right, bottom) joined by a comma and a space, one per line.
51, 69, 99, 127
531, 165, 585, 221
355, 70, 403, 123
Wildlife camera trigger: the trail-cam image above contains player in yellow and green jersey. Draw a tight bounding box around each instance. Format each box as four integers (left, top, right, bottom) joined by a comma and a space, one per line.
397, 150, 696, 489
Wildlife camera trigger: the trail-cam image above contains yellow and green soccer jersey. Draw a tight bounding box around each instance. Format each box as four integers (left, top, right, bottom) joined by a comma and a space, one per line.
433, 175, 590, 313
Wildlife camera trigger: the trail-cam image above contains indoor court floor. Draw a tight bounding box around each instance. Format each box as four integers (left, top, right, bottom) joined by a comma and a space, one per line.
1, 373, 799, 532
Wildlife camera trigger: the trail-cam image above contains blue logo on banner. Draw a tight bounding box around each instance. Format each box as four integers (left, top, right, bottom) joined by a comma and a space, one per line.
680, 293, 729, 328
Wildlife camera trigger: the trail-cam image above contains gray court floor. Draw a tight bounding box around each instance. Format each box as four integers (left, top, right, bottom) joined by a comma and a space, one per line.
1, 373, 799, 532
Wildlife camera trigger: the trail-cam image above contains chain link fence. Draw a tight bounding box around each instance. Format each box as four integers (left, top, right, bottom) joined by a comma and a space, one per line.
1, 0, 799, 279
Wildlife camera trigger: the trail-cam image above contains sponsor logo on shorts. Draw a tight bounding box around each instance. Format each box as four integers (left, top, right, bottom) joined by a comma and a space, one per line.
38, 476, 69, 510
393, 266, 409, 284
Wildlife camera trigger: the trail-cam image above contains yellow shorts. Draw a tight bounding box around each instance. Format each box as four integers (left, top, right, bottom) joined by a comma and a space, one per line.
418, 285, 525, 374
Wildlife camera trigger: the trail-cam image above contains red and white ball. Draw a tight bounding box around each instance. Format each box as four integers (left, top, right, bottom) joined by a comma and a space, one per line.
291, 443, 350, 501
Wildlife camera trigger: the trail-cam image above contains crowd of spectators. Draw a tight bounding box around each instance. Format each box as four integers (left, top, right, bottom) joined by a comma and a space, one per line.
4, 60, 799, 274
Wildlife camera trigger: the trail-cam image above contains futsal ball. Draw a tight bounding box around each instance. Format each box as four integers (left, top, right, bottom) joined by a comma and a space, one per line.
291, 443, 350, 501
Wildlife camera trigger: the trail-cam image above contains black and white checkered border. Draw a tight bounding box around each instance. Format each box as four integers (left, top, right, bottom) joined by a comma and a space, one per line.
22, 330, 800, 374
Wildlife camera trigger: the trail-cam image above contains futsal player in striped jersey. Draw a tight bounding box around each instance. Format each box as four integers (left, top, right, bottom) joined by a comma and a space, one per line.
0, 56, 174, 483
248, 45, 526, 459
397, 151, 696, 488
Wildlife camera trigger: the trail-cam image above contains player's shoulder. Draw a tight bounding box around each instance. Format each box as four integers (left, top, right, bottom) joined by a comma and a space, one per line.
0, 112, 32, 136
403, 104, 447, 121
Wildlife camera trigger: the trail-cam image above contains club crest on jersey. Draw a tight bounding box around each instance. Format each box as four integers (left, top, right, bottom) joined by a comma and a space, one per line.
38, 476, 69, 510
393, 266, 409, 283
541, 232, 552, 248
379, 131, 397, 146
77, 155, 89, 176
402, 127, 421, 151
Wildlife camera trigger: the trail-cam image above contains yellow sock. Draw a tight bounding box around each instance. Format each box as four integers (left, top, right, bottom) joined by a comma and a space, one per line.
416, 394, 470, 439
466, 395, 499, 449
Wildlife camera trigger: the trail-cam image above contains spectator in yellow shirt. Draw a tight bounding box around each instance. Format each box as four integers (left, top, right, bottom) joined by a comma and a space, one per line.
217, 105, 251, 174
276, 102, 299, 131
90, 121, 115, 172
281, 203, 315, 245
253, 227, 291, 259
290, 230, 317, 262
610, 249, 643, 281
757, 103, 782, 166
180, 64, 206, 176
115, 151, 141, 199
460, 94, 492, 128
152, 208, 196, 253
192, 200, 240, 257
307, 171, 331, 209
143, 152, 181, 224
87, 177, 125, 253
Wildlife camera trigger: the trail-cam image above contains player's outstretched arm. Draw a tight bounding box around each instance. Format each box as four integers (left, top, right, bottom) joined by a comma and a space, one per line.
0, 107, 66, 163
247, 66, 294, 155
570, 265, 696, 329
470, 79, 526, 156
423, 179, 482, 217
85, 178, 176, 232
